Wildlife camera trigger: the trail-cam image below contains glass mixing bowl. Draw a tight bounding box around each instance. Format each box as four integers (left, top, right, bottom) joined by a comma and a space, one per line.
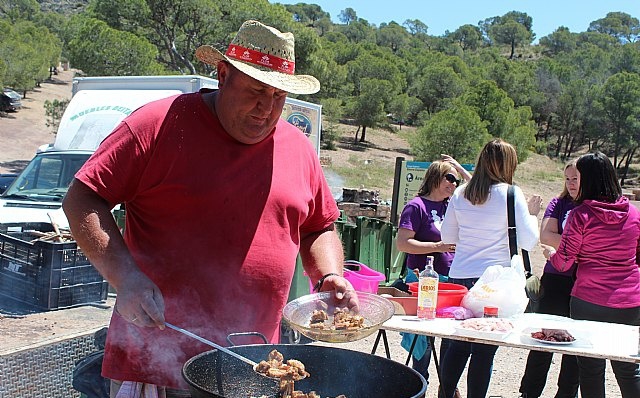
282, 291, 395, 343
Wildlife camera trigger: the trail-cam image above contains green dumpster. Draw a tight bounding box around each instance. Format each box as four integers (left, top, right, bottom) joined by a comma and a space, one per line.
354, 216, 394, 283
335, 218, 357, 261
388, 226, 405, 282
287, 255, 310, 302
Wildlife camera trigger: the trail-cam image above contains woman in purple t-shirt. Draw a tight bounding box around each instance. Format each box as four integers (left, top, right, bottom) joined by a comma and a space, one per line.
397, 156, 471, 277
519, 160, 579, 398
396, 155, 471, 390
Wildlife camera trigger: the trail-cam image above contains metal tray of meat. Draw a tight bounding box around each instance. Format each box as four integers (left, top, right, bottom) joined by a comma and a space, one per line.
453, 318, 514, 340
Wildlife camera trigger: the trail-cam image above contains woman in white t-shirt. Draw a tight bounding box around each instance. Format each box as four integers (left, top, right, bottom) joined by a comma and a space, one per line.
439, 139, 540, 398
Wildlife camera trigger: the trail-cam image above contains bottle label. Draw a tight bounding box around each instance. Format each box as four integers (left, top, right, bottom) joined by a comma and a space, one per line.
417, 277, 438, 320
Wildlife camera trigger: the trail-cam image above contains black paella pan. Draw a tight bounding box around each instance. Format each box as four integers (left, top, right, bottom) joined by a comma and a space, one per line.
182, 343, 427, 398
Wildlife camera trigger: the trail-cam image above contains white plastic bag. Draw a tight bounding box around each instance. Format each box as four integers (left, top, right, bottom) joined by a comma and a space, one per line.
461, 255, 529, 318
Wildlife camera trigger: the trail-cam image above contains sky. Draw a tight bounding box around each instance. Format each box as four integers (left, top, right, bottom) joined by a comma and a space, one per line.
270, 0, 640, 40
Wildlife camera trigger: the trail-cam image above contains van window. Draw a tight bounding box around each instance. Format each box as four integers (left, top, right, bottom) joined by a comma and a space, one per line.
3, 153, 91, 201
37, 157, 64, 189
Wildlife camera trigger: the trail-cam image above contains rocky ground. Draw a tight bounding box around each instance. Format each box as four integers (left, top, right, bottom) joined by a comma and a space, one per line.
0, 70, 624, 397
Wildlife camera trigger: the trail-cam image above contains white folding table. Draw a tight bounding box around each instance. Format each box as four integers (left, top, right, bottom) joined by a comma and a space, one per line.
371, 312, 640, 385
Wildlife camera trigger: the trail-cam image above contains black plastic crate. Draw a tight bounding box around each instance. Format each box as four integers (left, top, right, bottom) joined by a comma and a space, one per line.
0, 222, 108, 310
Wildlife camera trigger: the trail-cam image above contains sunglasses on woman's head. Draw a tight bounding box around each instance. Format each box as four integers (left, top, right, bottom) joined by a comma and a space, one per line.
444, 173, 460, 186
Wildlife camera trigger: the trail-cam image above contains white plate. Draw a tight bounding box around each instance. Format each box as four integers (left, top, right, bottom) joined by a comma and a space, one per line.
529, 335, 576, 345
526, 331, 577, 345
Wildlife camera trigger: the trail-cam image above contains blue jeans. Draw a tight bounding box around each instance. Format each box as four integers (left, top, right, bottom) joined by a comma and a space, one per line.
440, 278, 499, 398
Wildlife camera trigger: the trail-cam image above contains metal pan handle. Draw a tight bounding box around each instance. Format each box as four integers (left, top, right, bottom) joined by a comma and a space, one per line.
226, 331, 269, 346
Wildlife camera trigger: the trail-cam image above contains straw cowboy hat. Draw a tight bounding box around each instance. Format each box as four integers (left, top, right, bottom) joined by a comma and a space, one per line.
195, 20, 320, 95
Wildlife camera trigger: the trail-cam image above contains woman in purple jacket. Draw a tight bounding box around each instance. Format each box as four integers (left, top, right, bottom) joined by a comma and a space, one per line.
543, 151, 640, 398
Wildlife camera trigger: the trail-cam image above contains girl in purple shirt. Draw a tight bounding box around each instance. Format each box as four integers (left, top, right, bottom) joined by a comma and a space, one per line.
398, 156, 471, 277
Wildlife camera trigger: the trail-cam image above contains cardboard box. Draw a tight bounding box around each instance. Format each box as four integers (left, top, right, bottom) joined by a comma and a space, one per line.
378, 286, 417, 315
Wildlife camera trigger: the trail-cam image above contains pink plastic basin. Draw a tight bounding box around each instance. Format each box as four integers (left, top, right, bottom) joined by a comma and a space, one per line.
307, 262, 386, 294
344, 263, 386, 293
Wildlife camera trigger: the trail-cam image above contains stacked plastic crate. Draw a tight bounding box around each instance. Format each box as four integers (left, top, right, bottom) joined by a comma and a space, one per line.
0, 222, 107, 311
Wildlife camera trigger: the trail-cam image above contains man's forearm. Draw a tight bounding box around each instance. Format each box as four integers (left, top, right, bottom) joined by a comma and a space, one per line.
299, 225, 344, 283
63, 180, 143, 291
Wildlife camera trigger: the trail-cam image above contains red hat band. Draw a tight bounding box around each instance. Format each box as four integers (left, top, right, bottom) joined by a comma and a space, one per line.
226, 45, 295, 75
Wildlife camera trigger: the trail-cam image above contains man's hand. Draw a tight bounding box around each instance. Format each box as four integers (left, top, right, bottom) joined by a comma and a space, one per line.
114, 271, 166, 329
318, 274, 360, 313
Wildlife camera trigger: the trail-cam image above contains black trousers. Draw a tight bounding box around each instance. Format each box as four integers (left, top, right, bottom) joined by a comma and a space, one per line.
519, 273, 579, 398
571, 296, 640, 398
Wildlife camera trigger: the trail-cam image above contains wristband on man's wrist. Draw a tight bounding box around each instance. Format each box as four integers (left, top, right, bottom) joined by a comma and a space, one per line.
313, 273, 340, 292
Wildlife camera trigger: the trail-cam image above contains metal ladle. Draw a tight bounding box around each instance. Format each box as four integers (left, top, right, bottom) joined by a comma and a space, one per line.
165, 322, 308, 384
165, 322, 257, 366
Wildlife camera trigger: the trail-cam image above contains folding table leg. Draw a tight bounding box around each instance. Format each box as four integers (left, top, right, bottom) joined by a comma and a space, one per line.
372, 331, 437, 368
430, 336, 447, 398
381, 329, 391, 359
371, 329, 381, 354
405, 336, 442, 382
370, 329, 392, 359
405, 334, 418, 365
429, 336, 441, 376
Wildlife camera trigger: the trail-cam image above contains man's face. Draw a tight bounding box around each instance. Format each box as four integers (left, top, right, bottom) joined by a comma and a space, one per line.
215, 62, 288, 144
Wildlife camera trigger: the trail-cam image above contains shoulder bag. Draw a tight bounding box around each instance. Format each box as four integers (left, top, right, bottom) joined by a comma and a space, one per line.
507, 185, 543, 313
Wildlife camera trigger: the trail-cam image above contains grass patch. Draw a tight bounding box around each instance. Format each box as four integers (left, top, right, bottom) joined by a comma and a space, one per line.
516, 169, 563, 183
515, 155, 565, 185
328, 154, 395, 198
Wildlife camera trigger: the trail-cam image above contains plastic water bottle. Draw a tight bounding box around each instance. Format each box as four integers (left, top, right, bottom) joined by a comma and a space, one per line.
417, 256, 439, 320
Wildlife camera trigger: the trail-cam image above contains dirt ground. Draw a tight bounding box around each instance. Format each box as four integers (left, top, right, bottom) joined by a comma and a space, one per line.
0, 69, 75, 174
0, 70, 624, 397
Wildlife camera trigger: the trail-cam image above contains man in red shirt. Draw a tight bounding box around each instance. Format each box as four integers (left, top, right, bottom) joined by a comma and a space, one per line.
63, 20, 356, 397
